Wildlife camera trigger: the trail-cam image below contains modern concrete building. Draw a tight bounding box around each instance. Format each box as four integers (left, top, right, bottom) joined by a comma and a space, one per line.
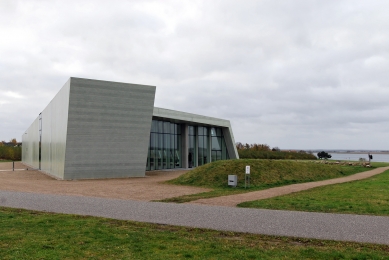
22, 77, 239, 180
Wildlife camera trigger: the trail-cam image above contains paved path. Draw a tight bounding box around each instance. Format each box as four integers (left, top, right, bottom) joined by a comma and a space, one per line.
190, 166, 389, 207
1, 190, 388, 245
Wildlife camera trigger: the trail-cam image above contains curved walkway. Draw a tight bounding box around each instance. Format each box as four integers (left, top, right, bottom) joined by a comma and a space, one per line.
189, 166, 389, 207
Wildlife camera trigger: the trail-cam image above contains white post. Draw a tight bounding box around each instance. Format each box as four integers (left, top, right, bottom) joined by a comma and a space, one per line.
245, 166, 250, 188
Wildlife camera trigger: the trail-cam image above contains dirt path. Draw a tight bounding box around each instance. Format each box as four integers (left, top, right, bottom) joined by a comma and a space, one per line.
188, 166, 389, 207
2, 162, 389, 208
0, 162, 210, 201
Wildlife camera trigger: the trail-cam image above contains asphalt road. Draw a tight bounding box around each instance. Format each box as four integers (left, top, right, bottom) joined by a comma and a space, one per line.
1, 190, 388, 245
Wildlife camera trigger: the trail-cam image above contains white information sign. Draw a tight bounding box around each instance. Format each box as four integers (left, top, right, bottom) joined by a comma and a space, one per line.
245, 165, 250, 174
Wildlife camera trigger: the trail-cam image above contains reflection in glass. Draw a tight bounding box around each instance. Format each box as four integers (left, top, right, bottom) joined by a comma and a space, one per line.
188, 126, 196, 168
147, 120, 181, 170
147, 123, 230, 171
211, 127, 229, 163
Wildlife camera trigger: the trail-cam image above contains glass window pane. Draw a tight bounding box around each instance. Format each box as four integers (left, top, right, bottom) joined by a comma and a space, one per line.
150, 133, 157, 170
170, 134, 174, 150
217, 137, 222, 150
198, 126, 204, 135
166, 134, 170, 168
211, 128, 216, 136
147, 121, 184, 171
211, 151, 216, 162
163, 122, 169, 134
176, 135, 181, 168
198, 136, 203, 166
158, 133, 163, 169
188, 135, 195, 168
203, 134, 208, 164
212, 136, 221, 151
217, 151, 222, 161
152, 120, 158, 132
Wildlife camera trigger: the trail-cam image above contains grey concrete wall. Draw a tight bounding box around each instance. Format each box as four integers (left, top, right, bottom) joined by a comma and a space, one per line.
40, 79, 70, 179
22, 116, 40, 169
222, 125, 239, 159
63, 78, 156, 179
153, 107, 231, 127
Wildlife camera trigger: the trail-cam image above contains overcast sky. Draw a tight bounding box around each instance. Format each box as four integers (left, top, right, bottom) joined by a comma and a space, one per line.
1, 0, 388, 150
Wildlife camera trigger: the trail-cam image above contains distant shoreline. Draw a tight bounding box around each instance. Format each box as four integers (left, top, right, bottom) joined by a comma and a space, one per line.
286, 150, 389, 154
330, 152, 389, 154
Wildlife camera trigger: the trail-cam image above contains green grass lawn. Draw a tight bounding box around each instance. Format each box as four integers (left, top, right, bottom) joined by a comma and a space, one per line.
159, 159, 376, 203
239, 169, 389, 216
1, 207, 389, 259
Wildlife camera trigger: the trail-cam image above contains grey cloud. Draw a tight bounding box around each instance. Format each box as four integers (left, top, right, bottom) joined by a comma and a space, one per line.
1, 0, 388, 149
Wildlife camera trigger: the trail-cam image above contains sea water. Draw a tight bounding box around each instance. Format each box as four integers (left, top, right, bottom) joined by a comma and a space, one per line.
329, 153, 389, 162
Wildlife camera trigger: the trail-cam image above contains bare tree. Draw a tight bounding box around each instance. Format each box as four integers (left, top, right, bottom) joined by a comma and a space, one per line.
10, 138, 17, 145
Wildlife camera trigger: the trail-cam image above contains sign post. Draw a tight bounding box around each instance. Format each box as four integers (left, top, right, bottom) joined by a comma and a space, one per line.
245, 166, 250, 188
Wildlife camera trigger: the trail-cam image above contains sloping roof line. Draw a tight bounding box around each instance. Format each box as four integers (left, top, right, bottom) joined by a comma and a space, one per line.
153, 107, 230, 127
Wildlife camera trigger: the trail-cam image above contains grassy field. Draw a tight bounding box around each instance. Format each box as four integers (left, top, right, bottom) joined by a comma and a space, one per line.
1, 207, 389, 259
239, 168, 389, 216
369, 162, 389, 167
159, 159, 375, 203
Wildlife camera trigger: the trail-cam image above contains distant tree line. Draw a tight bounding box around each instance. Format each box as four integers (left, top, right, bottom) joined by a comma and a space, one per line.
0, 139, 22, 161
236, 142, 317, 160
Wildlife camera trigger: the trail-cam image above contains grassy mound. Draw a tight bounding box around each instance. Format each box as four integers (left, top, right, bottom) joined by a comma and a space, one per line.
168, 159, 371, 189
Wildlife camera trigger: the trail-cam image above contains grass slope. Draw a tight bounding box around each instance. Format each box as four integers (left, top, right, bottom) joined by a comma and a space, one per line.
161, 159, 373, 203
239, 169, 389, 216
170, 159, 371, 187
1, 207, 389, 259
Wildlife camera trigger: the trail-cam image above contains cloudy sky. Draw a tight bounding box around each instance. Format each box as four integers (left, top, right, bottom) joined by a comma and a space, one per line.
1, 0, 388, 150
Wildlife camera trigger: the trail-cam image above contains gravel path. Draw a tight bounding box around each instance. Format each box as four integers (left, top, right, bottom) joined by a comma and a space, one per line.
189, 166, 389, 207
0, 162, 210, 201
1, 190, 389, 245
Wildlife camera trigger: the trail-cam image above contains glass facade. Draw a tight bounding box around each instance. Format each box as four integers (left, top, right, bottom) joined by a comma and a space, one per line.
146, 120, 181, 171
197, 126, 208, 166
211, 127, 229, 162
188, 126, 196, 168
146, 120, 230, 170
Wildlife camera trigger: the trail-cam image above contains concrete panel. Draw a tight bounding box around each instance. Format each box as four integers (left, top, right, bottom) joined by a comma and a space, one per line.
40, 79, 70, 179
21, 116, 40, 169
153, 107, 230, 127
222, 125, 239, 159
64, 78, 155, 179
